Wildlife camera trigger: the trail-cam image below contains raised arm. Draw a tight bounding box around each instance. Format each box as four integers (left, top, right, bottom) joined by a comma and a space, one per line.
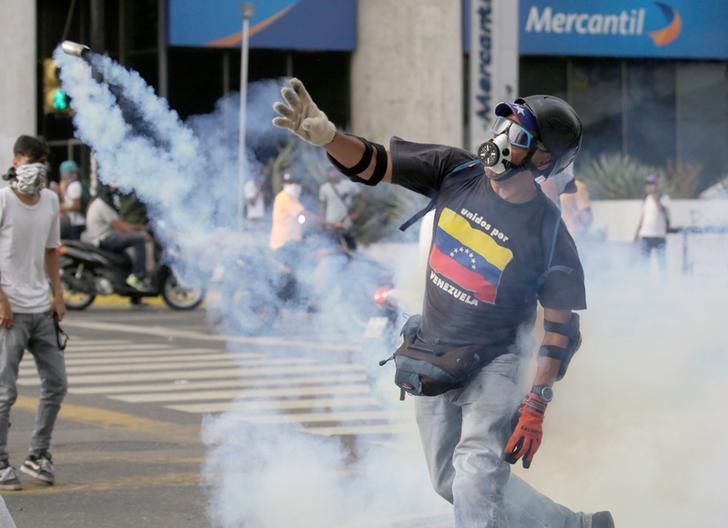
272, 78, 392, 184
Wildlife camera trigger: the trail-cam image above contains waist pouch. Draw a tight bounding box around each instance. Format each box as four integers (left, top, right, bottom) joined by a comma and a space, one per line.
385, 315, 501, 399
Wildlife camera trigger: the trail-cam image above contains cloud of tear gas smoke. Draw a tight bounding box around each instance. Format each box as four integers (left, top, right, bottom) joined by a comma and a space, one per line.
508, 244, 728, 528
54, 47, 444, 528
56, 45, 727, 527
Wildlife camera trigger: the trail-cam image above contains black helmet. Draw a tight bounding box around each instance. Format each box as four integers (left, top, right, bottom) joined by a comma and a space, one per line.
517, 95, 582, 178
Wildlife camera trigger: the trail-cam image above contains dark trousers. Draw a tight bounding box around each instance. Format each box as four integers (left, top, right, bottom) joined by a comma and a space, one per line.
68, 225, 85, 241
100, 232, 147, 278
640, 236, 667, 269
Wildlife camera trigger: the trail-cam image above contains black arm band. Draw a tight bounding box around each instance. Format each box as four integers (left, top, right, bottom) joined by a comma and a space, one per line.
326, 135, 373, 177
539, 345, 570, 362
539, 313, 581, 380
543, 319, 571, 335
326, 136, 387, 187
367, 142, 388, 186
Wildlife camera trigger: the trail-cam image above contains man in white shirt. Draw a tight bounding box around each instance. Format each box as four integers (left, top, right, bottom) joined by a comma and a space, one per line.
0, 136, 67, 490
319, 169, 365, 250
84, 184, 151, 291
635, 174, 670, 269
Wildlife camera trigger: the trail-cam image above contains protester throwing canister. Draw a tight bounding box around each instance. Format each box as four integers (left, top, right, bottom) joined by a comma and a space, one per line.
272, 79, 615, 528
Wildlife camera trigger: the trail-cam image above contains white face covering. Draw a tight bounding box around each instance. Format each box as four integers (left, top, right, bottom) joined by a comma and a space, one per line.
283, 183, 302, 199
11, 163, 47, 196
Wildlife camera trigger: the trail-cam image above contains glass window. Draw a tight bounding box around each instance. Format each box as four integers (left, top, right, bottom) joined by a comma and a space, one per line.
624, 60, 677, 167
568, 58, 624, 163
676, 61, 728, 193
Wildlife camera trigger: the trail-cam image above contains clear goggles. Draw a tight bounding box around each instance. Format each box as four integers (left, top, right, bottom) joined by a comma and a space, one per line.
490, 116, 536, 150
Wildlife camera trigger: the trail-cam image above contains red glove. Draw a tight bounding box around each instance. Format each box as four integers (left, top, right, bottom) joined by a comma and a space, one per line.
503, 393, 547, 469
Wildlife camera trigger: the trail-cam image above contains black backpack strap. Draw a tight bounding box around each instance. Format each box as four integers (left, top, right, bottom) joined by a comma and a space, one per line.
399, 159, 480, 232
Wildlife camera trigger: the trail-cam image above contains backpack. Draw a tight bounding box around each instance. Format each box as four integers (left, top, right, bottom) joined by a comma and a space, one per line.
384, 160, 563, 400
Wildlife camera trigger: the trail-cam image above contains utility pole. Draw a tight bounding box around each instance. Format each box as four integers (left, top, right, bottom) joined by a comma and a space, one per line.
237, 3, 254, 229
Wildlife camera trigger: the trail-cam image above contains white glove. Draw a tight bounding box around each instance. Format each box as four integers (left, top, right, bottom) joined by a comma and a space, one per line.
272, 78, 336, 146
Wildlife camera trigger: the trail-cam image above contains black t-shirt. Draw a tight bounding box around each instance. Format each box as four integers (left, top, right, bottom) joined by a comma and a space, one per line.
390, 137, 586, 349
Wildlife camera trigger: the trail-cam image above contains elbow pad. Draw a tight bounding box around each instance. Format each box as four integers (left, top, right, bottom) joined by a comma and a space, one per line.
539, 313, 581, 380
327, 135, 387, 187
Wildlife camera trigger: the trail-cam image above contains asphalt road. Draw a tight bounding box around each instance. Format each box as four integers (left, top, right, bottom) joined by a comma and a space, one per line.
2, 302, 451, 528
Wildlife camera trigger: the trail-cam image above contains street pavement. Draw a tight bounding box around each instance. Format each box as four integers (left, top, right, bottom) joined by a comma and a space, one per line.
2, 302, 451, 528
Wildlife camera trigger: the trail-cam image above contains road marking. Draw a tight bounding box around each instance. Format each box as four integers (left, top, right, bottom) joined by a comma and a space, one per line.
231, 410, 400, 425
61, 339, 130, 346
35, 338, 409, 440
306, 423, 413, 436
70, 374, 370, 394
14, 395, 197, 443
19, 356, 317, 375
51, 352, 263, 366
61, 319, 358, 352
15, 472, 199, 496
18, 363, 367, 386
63, 348, 224, 358
111, 384, 373, 403
167, 396, 380, 413
63, 343, 175, 352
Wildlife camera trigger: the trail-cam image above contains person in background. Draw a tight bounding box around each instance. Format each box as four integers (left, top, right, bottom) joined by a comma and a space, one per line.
269, 172, 311, 256
0, 135, 67, 490
245, 172, 266, 225
319, 168, 365, 250
58, 160, 86, 240
560, 179, 593, 240
635, 174, 670, 269
83, 184, 151, 291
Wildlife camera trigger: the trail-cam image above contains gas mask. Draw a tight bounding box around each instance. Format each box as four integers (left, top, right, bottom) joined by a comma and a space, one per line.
477, 133, 513, 176
11, 163, 48, 196
283, 183, 302, 199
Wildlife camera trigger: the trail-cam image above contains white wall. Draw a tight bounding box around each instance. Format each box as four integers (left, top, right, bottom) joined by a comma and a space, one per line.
352, 0, 463, 147
0, 0, 37, 172
591, 199, 728, 242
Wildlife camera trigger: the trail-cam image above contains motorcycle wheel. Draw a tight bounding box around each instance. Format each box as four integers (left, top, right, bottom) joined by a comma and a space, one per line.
61, 269, 96, 310
161, 273, 204, 310
221, 286, 279, 336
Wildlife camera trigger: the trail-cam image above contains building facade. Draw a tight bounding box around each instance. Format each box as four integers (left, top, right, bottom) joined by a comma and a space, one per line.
0, 0, 725, 192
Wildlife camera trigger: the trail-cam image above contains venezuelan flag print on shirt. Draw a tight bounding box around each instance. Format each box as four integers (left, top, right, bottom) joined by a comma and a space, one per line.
429, 208, 513, 304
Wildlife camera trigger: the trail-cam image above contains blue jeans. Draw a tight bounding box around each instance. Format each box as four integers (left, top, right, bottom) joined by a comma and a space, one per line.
0, 314, 68, 460
639, 236, 666, 270
414, 353, 587, 527
100, 231, 147, 278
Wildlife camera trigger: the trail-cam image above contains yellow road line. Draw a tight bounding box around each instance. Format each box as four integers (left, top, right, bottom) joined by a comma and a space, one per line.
14, 472, 199, 496
51, 452, 206, 465
15, 396, 199, 444
86, 295, 166, 307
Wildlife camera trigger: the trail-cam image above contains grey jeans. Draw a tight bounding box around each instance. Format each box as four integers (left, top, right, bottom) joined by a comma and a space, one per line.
414, 353, 587, 528
0, 313, 68, 460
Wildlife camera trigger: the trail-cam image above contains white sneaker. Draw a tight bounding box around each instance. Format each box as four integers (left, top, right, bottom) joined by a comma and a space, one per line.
0, 461, 22, 491
20, 452, 55, 485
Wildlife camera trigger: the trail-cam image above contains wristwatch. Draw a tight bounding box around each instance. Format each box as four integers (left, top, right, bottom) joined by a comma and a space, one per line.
531, 384, 554, 403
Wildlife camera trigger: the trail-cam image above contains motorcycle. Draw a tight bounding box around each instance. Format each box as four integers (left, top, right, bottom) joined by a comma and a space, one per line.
207, 229, 398, 337
58, 239, 204, 310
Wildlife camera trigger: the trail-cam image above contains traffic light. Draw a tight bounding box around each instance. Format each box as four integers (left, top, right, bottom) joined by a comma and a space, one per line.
42, 58, 71, 115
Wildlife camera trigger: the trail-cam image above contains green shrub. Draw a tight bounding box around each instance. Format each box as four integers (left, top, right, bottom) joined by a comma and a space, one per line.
578, 154, 661, 199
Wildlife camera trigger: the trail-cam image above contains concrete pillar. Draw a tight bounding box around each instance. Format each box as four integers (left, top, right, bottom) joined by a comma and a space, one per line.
351, 0, 463, 147
0, 0, 36, 172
